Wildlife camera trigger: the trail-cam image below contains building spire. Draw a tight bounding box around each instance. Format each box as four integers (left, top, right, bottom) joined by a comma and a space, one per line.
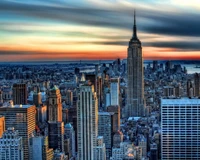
133, 10, 137, 39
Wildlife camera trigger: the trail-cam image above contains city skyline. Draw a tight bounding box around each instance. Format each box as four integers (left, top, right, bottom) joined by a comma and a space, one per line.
1, 0, 200, 61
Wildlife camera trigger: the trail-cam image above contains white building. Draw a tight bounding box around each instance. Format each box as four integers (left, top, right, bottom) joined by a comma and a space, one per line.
77, 84, 98, 160
0, 127, 23, 160
94, 136, 106, 160
64, 123, 76, 158
161, 98, 200, 159
110, 78, 119, 106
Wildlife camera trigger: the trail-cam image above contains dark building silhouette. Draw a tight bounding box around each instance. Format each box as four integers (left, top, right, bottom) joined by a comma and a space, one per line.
12, 83, 27, 105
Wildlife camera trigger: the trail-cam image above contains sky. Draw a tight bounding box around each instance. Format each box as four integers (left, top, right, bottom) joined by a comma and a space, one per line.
0, 0, 200, 61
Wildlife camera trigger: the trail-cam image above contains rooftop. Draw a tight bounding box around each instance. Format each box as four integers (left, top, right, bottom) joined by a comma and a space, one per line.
161, 97, 200, 105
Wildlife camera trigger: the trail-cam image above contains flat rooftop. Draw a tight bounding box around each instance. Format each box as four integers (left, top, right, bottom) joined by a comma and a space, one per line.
1, 104, 34, 109
161, 97, 200, 105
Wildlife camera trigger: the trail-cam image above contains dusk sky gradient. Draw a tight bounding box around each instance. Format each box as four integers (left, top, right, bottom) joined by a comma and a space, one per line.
0, 0, 200, 61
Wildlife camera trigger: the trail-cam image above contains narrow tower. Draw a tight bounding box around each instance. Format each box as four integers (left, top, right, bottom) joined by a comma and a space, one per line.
126, 11, 144, 117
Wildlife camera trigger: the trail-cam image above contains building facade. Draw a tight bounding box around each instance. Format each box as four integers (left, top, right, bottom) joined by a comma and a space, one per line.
0, 127, 23, 160
161, 98, 200, 159
0, 103, 36, 160
12, 83, 27, 105
110, 78, 119, 106
48, 86, 62, 122
77, 84, 98, 160
126, 11, 144, 117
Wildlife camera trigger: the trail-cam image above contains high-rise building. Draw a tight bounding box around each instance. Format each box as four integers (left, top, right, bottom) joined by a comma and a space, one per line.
0, 103, 36, 160
48, 86, 62, 122
30, 136, 53, 160
77, 84, 98, 160
0, 127, 23, 160
161, 98, 200, 159
12, 83, 27, 105
107, 105, 120, 133
0, 116, 5, 138
126, 11, 144, 117
194, 73, 200, 97
98, 112, 114, 158
33, 88, 42, 107
48, 121, 64, 152
64, 123, 76, 158
66, 90, 73, 106
110, 78, 120, 106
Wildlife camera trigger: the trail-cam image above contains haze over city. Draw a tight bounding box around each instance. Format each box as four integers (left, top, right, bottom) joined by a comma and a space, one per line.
1, 0, 200, 61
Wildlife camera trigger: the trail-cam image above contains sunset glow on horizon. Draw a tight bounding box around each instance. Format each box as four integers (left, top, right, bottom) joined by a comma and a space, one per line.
0, 0, 200, 61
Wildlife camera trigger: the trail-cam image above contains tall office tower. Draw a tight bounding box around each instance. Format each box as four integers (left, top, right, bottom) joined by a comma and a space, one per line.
126, 11, 144, 117
110, 78, 120, 106
0, 127, 23, 160
165, 60, 172, 72
161, 98, 200, 159
0, 116, 5, 138
66, 90, 73, 106
187, 80, 194, 97
98, 112, 114, 158
48, 86, 62, 122
153, 60, 158, 71
30, 136, 53, 160
77, 84, 98, 160
194, 73, 200, 97
48, 121, 64, 152
97, 76, 103, 107
138, 135, 147, 157
65, 123, 76, 158
0, 103, 35, 160
12, 83, 27, 105
85, 74, 96, 90
107, 105, 120, 132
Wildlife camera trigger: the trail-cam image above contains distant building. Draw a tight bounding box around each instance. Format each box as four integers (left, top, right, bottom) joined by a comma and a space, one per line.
0, 116, 5, 138
107, 105, 120, 132
12, 83, 27, 105
48, 86, 62, 122
194, 73, 200, 97
0, 127, 23, 160
66, 90, 73, 106
110, 78, 120, 106
98, 112, 114, 158
138, 135, 147, 157
48, 121, 64, 152
94, 136, 106, 160
113, 131, 123, 148
0, 103, 36, 160
161, 98, 200, 159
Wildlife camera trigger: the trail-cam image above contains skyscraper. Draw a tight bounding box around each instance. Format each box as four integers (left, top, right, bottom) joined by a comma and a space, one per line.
48, 85, 62, 122
0, 103, 36, 160
48, 121, 64, 152
126, 11, 144, 117
110, 78, 120, 106
12, 83, 27, 105
77, 84, 98, 160
161, 98, 200, 159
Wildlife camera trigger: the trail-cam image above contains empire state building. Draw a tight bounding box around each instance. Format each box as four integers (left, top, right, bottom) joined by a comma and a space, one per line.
126, 11, 144, 117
